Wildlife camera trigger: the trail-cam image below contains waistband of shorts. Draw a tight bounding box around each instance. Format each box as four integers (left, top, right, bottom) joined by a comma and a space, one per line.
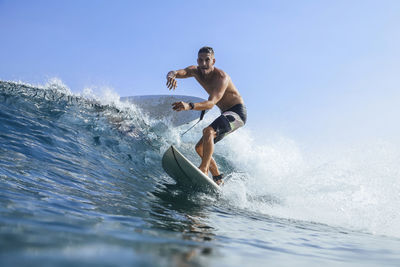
222, 103, 247, 123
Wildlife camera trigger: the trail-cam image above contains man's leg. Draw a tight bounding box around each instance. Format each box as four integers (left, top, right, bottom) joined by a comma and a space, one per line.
195, 137, 220, 177
198, 126, 217, 175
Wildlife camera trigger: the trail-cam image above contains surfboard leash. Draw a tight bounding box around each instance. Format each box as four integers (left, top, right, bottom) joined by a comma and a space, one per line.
180, 110, 206, 137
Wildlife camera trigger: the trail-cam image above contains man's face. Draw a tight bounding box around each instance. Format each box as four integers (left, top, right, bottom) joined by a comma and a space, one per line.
197, 53, 215, 75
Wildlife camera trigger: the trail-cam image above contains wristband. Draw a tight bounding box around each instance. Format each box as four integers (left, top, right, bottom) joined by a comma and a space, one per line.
189, 102, 195, 110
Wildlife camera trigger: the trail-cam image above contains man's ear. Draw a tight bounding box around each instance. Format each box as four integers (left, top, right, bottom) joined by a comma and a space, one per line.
213, 58, 216, 64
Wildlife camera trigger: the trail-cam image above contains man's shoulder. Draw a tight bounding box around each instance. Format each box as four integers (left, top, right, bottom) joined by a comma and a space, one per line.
185, 65, 198, 71
214, 68, 230, 81
185, 65, 199, 76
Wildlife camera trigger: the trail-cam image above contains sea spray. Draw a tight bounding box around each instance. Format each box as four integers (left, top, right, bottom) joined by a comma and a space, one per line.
218, 129, 400, 238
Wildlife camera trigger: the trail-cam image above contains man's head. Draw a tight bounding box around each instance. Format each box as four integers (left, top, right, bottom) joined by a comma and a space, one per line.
197, 46, 215, 75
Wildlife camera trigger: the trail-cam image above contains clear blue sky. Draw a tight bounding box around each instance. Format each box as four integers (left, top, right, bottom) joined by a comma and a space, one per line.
1, 0, 399, 144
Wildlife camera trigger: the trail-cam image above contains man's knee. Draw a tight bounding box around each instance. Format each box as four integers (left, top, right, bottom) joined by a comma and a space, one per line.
202, 126, 216, 140
195, 142, 202, 154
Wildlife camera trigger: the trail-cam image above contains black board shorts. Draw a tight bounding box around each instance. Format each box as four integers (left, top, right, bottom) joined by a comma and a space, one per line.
210, 104, 247, 143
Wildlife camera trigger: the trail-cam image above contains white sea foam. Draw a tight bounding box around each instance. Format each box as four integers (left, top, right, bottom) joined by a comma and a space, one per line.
219, 129, 400, 238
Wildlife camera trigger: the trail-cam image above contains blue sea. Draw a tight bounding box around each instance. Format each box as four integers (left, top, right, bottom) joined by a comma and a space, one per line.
1, 80, 399, 266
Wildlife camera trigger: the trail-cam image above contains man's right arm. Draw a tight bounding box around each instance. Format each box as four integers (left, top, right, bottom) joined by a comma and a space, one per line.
166, 66, 197, 90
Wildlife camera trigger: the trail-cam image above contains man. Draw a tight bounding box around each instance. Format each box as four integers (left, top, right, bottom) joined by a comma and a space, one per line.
166, 46, 247, 185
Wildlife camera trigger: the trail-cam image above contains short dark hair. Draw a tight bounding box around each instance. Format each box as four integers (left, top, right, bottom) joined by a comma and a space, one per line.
198, 46, 214, 55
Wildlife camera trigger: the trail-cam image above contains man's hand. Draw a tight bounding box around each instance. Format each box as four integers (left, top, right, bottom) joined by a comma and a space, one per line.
172, 101, 190, 112
166, 71, 177, 90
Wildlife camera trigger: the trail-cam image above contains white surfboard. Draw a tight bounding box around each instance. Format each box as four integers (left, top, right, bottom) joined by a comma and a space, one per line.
120, 95, 207, 126
162, 145, 221, 193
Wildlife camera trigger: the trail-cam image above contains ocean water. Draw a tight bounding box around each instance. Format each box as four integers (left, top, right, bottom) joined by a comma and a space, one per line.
0, 80, 399, 266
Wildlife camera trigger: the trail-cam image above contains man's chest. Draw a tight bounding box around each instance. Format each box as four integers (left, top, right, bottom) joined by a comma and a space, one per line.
194, 77, 220, 93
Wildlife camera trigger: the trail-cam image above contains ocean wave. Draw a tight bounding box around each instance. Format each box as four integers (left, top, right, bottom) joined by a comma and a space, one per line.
1, 79, 400, 241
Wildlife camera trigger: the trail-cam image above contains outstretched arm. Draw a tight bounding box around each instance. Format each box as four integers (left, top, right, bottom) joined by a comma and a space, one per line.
166, 66, 197, 90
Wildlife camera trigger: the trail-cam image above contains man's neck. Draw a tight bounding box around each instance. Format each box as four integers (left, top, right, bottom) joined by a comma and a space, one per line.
201, 67, 215, 80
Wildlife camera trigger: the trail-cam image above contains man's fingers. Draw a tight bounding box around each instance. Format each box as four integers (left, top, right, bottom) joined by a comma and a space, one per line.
172, 101, 184, 111
172, 102, 179, 110
170, 79, 176, 90
167, 78, 172, 90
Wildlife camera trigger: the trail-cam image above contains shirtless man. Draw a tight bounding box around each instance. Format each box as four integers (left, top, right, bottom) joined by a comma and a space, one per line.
166, 46, 247, 185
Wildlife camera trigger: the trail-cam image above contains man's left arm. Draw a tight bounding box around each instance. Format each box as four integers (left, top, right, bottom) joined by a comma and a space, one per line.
172, 77, 228, 112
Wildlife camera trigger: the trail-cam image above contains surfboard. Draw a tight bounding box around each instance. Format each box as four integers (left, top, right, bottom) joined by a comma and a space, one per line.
120, 95, 207, 126
162, 145, 221, 193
